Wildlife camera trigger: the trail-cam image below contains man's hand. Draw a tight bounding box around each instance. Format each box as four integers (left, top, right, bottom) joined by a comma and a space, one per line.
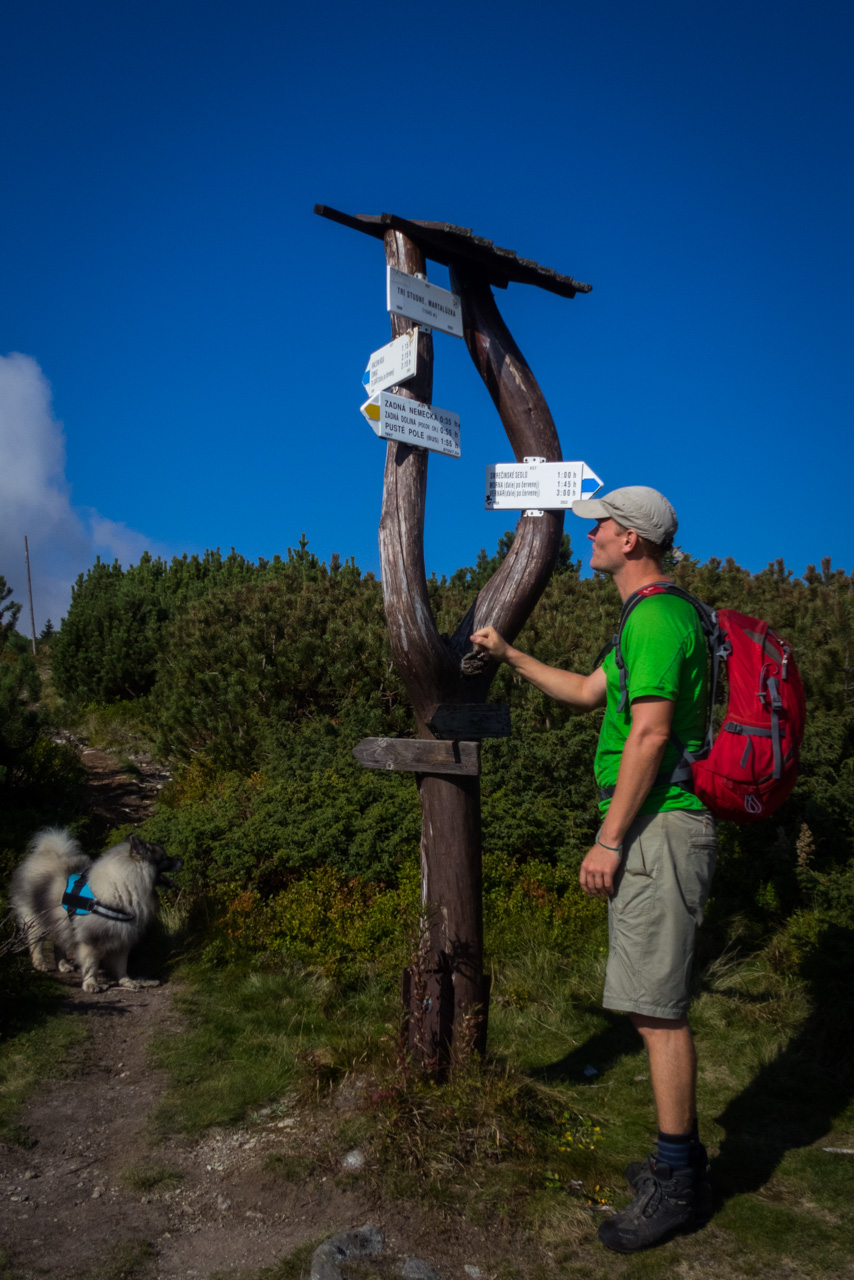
579, 843, 622, 900
470, 629, 607, 709
470, 626, 509, 662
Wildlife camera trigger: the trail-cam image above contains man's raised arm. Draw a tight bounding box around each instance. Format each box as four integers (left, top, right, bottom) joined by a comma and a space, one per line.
470, 626, 607, 711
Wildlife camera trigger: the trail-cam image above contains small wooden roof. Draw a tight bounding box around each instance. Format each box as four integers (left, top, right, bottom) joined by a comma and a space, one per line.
314, 205, 592, 299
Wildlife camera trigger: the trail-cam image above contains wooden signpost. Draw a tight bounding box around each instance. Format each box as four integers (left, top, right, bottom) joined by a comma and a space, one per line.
315, 206, 592, 1068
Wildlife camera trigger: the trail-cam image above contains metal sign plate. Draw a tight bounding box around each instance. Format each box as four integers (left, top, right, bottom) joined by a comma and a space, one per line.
386, 266, 463, 338
484, 461, 603, 510
361, 391, 461, 458
362, 328, 418, 398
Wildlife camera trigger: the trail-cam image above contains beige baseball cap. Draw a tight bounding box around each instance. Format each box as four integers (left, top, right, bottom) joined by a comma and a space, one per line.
571, 486, 678, 545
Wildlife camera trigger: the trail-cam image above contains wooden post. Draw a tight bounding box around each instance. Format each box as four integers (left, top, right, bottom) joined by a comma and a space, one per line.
314, 207, 591, 1067
378, 232, 569, 1065
378, 228, 484, 1063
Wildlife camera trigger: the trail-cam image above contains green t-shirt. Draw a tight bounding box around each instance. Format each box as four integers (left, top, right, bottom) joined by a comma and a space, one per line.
595, 592, 708, 815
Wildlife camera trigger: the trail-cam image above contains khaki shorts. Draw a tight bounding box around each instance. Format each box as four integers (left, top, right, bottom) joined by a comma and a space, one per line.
603, 808, 718, 1021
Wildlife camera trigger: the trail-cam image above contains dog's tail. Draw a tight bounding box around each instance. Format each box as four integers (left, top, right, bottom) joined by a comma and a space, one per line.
24, 827, 89, 875
9, 829, 90, 943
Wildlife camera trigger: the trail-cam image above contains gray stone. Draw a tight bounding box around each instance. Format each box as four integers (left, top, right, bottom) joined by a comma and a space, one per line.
400, 1259, 443, 1280
310, 1223, 385, 1280
341, 1149, 366, 1172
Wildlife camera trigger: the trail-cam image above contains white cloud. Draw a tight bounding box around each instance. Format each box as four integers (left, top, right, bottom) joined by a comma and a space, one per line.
85, 512, 159, 568
0, 352, 164, 635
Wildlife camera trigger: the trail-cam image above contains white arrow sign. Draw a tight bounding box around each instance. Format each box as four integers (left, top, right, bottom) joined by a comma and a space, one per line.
485, 460, 603, 510
362, 328, 418, 398
361, 391, 460, 458
387, 266, 463, 338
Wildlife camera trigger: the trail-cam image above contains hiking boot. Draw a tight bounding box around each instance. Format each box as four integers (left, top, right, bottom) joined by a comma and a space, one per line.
625, 1143, 713, 1224
598, 1158, 695, 1253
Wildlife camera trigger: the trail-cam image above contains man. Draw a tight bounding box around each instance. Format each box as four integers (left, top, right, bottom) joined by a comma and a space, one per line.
471, 486, 717, 1253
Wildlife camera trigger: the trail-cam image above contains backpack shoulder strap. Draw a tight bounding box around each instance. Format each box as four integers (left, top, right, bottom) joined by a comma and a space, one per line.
613, 582, 719, 711
623, 582, 716, 635
613, 582, 682, 710
591, 581, 694, 673
596, 582, 727, 801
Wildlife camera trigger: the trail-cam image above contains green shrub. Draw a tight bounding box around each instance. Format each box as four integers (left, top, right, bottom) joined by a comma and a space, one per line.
0, 573, 42, 791
483, 851, 606, 958
141, 754, 422, 891
43, 541, 854, 953
150, 569, 408, 770
51, 548, 269, 704
200, 863, 420, 982
190, 851, 606, 988
0, 737, 89, 879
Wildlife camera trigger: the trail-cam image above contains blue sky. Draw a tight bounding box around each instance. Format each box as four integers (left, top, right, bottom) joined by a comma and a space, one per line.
1, 0, 852, 634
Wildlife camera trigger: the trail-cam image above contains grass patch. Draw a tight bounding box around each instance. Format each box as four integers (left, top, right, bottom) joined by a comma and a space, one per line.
120, 1163, 183, 1192
264, 1152, 318, 1181
150, 960, 397, 1133
210, 1237, 323, 1280
714, 1191, 851, 1273
69, 699, 158, 758
79, 1239, 155, 1280
0, 956, 87, 1143
0, 1248, 24, 1280
148, 929, 854, 1278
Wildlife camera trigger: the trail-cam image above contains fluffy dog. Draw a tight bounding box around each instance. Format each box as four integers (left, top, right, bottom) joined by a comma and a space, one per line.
10, 827, 182, 992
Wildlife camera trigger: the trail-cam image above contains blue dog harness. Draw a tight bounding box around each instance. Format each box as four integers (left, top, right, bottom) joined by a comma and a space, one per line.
62, 873, 134, 923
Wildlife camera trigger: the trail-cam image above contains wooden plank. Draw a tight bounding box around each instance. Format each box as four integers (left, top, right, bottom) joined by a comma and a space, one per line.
426, 704, 511, 740
313, 205, 592, 299
353, 737, 481, 775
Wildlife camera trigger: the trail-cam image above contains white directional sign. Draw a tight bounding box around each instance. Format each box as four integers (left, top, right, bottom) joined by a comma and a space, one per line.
362, 328, 418, 398
485, 461, 603, 510
361, 391, 461, 458
387, 266, 463, 338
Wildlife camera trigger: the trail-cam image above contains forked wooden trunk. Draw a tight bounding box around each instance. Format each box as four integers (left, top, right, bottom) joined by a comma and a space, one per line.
379, 231, 565, 1065
314, 206, 591, 1067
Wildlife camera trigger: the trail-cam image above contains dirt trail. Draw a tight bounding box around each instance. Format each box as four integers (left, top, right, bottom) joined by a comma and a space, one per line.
0, 977, 398, 1278
0, 744, 504, 1280
52, 731, 173, 831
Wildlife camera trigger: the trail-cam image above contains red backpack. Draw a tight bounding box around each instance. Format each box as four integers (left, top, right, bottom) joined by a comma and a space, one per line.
610, 582, 806, 823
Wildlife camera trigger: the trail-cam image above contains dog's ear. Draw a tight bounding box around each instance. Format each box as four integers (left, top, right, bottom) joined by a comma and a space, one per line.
129, 834, 169, 866
128, 833, 147, 861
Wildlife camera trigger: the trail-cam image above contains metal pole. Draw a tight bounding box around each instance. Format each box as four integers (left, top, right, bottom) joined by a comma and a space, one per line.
24, 536, 37, 656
